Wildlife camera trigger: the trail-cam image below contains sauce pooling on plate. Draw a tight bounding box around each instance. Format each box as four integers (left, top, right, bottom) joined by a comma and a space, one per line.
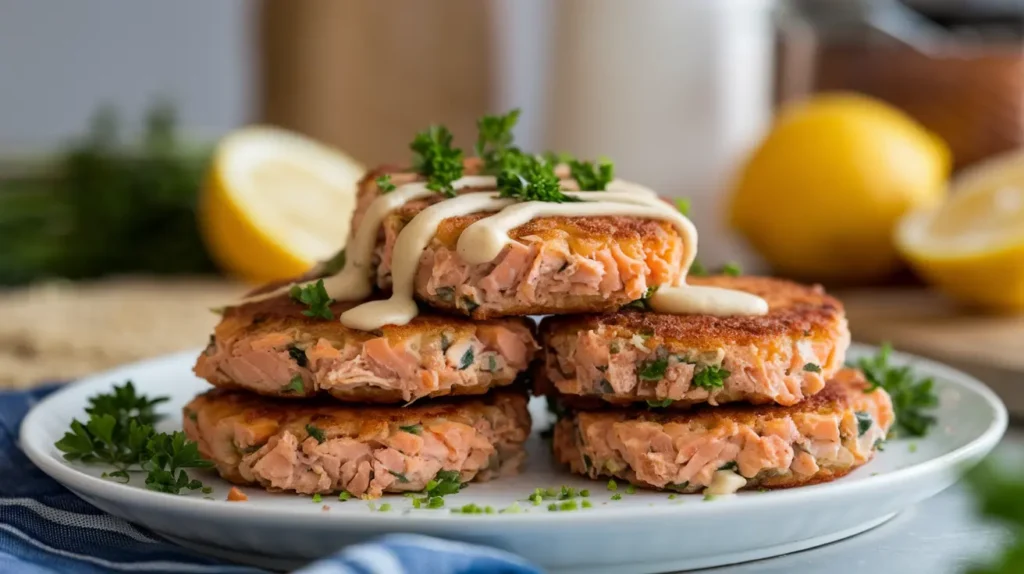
239, 174, 768, 330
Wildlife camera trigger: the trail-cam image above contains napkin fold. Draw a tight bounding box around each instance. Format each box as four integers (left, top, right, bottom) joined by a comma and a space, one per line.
1, 385, 542, 574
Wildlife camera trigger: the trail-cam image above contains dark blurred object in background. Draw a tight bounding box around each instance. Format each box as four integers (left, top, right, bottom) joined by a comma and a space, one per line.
0, 104, 217, 285
778, 0, 1024, 171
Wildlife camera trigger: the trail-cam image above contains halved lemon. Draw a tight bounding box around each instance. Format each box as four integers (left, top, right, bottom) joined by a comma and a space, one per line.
896, 149, 1024, 313
199, 126, 365, 283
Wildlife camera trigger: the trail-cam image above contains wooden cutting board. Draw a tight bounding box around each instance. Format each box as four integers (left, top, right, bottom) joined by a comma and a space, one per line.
839, 288, 1024, 417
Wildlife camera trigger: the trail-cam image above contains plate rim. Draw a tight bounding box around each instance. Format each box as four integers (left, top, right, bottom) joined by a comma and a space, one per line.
20, 343, 1009, 528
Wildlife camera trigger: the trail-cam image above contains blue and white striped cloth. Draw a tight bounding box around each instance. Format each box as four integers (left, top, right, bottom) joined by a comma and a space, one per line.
1, 385, 542, 574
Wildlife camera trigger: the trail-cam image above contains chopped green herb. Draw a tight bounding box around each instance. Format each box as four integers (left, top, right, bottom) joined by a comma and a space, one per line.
625, 485, 637, 495
439, 332, 453, 353
638, 356, 669, 382
410, 125, 464, 197
721, 262, 742, 277
558, 486, 576, 500
611, 493, 622, 501
668, 494, 677, 500
855, 411, 874, 436
854, 343, 937, 438
497, 158, 579, 203
458, 347, 475, 370
803, 363, 822, 373
568, 158, 614, 191
428, 496, 444, 509
624, 285, 659, 311
305, 424, 326, 444
201, 486, 213, 494
646, 399, 673, 408
338, 491, 351, 501
378, 503, 392, 512
703, 494, 717, 502
529, 493, 543, 506
607, 479, 618, 491
668, 482, 689, 491
435, 287, 455, 303
476, 109, 521, 174
399, 424, 422, 435
389, 471, 410, 483
375, 174, 397, 193
425, 470, 464, 498
675, 198, 691, 216
582, 500, 593, 509
500, 501, 523, 514
909, 442, 918, 453
288, 346, 308, 367
692, 365, 730, 390
580, 489, 590, 498
559, 500, 579, 511
487, 355, 499, 372
282, 375, 305, 394
548, 503, 558, 512
289, 279, 334, 320
485, 506, 495, 514
312, 493, 322, 503
460, 296, 480, 314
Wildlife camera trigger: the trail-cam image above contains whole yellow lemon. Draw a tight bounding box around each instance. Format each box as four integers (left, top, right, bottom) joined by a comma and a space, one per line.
728, 93, 950, 283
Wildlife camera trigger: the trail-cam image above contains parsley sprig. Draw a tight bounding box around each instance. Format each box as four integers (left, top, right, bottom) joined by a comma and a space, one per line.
569, 159, 614, 191
411, 125, 464, 197
497, 158, 580, 203
290, 279, 334, 320
476, 109, 521, 174
54, 381, 212, 494
854, 343, 937, 438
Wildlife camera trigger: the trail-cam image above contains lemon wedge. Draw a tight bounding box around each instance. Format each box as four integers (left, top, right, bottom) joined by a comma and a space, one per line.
199, 126, 365, 283
897, 149, 1024, 312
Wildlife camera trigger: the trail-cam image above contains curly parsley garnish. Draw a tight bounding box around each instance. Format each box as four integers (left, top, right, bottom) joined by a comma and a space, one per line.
497, 158, 580, 203
569, 159, 614, 191
375, 174, 396, 193
854, 343, 937, 438
692, 365, 730, 390
54, 381, 212, 494
410, 125, 464, 197
476, 109, 521, 174
289, 279, 334, 320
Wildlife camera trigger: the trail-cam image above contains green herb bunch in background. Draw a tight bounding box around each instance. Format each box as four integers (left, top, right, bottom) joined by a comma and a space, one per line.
0, 103, 217, 284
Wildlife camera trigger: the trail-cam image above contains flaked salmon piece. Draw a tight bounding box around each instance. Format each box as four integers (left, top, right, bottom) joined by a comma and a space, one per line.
194, 294, 538, 404
537, 275, 850, 409
551, 369, 893, 493
183, 388, 531, 499
349, 161, 686, 319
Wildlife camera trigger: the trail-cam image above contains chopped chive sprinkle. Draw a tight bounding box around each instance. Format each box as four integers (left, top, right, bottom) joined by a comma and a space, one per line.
559, 500, 578, 511
548, 503, 557, 512
201, 486, 213, 494
339, 492, 351, 501
379, 503, 392, 512
668, 494, 677, 500
625, 485, 637, 495
312, 493, 322, 503
582, 500, 593, 509
580, 489, 590, 497
607, 479, 618, 491
611, 493, 622, 501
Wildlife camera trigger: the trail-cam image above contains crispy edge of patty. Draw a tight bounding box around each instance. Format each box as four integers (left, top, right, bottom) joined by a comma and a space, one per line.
551, 369, 893, 492
195, 294, 538, 403
183, 388, 532, 498
535, 275, 849, 406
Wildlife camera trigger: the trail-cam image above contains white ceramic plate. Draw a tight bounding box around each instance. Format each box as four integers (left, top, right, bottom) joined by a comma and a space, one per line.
21, 344, 1007, 574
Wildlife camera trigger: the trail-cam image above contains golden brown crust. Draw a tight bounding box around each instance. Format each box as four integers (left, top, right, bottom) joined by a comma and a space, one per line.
186, 387, 530, 434
540, 275, 844, 348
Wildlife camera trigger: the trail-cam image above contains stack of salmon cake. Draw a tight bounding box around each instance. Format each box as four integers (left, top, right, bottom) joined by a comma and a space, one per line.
539, 275, 897, 495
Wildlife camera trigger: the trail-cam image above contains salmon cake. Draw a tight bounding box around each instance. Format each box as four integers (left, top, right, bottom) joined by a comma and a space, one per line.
537, 276, 849, 408
355, 162, 686, 319
184, 388, 531, 499
194, 294, 538, 404
552, 369, 893, 494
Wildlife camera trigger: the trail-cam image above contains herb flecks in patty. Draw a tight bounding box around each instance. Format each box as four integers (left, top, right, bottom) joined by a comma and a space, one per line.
692, 365, 730, 390
305, 424, 326, 444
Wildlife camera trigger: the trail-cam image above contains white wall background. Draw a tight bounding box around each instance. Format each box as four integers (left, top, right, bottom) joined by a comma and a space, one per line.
0, 0, 255, 150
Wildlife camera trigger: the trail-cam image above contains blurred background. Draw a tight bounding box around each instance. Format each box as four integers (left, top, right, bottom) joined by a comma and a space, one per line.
0, 0, 1022, 411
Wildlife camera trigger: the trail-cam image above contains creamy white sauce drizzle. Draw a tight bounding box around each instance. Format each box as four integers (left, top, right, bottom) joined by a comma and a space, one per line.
237, 171, 768, 329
